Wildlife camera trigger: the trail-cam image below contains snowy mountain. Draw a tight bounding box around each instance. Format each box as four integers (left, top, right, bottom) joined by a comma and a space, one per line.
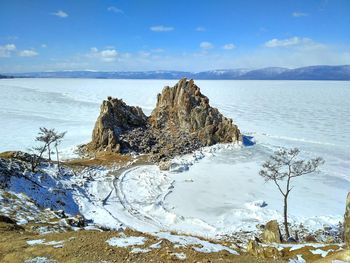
6, 65, 350, 80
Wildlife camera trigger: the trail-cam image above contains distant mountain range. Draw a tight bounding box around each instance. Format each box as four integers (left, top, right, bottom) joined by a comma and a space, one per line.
4, 65, 350, 80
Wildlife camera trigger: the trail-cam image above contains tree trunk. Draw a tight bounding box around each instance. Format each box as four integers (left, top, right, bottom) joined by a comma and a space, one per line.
283, 194, 290, 238
55, 145, 60, 171
48, 144, 51, 161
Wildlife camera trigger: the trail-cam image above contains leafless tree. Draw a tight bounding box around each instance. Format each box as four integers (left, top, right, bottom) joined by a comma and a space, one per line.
32, 127, 66, 171
259, 148, 324, 238
35, 127, 55, 161
27, 145, 46, 172
52, 131, 66, 171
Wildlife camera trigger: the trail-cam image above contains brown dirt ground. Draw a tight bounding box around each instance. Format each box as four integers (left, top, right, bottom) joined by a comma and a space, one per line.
0, 223, 287, 263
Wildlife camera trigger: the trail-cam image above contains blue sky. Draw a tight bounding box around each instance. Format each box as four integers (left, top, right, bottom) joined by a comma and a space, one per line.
0, 0, 349, 72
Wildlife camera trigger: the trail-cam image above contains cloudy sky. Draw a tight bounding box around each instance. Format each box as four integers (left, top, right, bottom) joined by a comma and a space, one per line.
0, 0, 349, 72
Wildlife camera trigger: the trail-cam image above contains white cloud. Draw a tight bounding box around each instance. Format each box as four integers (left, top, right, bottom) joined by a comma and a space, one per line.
223, 43, 236, 50
19, 50, 38, 57
200, 41, 214, 49
0, 44, 16, 57
196, 26, 206, 32
264, 37, 322, 48
292, 12, 308, 17
88, 47, 118, 62
107, 6, 123, 14
51, 10, 68, 18
150, 25, 174, 32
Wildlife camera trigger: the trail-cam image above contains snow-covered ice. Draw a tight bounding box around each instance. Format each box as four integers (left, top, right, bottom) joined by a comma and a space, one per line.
1, 79, 349, 241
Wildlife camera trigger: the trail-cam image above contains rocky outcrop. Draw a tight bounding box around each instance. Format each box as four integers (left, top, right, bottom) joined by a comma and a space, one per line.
149, 78, 240, 146
262, 220, 282, 243
85, 78, 241, 162
343, 192, 350, 247
86, 97, 147, 153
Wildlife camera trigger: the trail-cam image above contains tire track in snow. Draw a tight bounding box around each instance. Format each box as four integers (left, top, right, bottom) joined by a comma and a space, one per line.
111, 165, 217, 234
113, 166, 165, 229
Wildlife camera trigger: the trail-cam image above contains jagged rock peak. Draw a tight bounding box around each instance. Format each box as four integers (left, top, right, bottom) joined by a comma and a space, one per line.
88, 97, 147, 152
150, 78, 241, 146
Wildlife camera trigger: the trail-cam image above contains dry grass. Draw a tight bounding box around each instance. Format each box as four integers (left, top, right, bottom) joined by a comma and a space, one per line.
0, 224, 287, 263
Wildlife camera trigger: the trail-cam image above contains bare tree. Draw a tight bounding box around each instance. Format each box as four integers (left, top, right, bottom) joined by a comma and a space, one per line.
36, 127, 55, 161
27, 145, 46, 172
259, 148, 324, 238
52, 131, 66, 171
32, 128, 66, 171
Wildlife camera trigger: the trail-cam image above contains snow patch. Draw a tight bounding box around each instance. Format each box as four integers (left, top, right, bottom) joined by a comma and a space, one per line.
172, 252, 187, 260
156, 232, 239, 255
106, 236, 146, 247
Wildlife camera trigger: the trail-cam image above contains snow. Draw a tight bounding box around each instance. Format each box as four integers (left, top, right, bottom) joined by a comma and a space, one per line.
106, 236, 146, 247
131, 247, 151, 253
27, 239, 45, 246
1, 79, 349, 242
289, 255, 306, 263
24, 257, 56, 263
172, 252, 187, 260
156, 232, 239, 255
269, 243, 335, 252
310, 248, 334, 257
26, 239, 64, 247
149, 241, 162, 249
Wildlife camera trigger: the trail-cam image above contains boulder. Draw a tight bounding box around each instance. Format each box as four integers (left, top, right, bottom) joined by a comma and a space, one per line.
67, 214, 85, 227
262, 220, 282, 243
343, 192, 350, 247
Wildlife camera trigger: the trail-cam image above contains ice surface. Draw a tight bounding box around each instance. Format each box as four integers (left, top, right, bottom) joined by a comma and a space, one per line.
1, 79, 349, 240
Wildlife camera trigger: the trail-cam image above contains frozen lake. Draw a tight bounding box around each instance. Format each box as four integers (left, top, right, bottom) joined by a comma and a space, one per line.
0, 78, 349, 235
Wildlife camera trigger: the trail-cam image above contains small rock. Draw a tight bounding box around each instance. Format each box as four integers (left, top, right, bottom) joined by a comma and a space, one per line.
286, 237, 297, 243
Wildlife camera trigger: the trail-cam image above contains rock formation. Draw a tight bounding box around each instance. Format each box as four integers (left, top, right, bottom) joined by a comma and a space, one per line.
149, 78, 240, 146
262, 220, 282, 243
86, 97, 147, 153
85, 78, 241, 162
343, 192, 350, 247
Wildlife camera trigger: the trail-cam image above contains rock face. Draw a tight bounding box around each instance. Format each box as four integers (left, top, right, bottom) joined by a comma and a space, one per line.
343, 192, 350, 247
262, 220, 282, 243
149, 78, 240, 146
85, 78, 241, 162
87, 97, 147, 153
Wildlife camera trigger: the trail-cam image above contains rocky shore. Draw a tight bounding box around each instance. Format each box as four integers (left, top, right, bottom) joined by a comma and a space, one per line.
83, 78, 241, 164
